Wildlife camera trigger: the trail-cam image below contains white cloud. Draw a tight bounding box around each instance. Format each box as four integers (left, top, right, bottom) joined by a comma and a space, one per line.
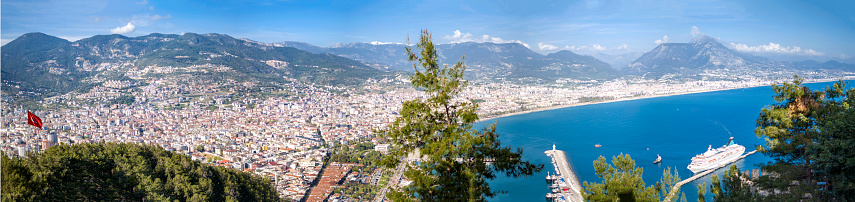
150, 14, 171, 21
538, 43, 559, 51
125, 14, 171, 27
444, 30, 473, 42
59, 36, 85, 42
136, 0, 148, 5
691, 26, 706, 37
1, 38, 13, 46
110, 22, 136, 34
654, 35, 669, 45
729, 42, 824, 56
369, 41, 402, 45
538, 42, 631, 52
443, 30, 529, 48
567, 44, 607, 51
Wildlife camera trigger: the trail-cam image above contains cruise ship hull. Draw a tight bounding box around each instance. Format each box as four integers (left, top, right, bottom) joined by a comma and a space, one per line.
687, 145, 744, 173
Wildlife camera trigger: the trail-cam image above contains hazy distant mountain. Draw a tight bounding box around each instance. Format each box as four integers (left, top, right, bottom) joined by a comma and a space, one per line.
752, 54, 830, 62
437, 42, 620, 81
278, 41, 412, 71
437, 42, 542, 64
276, 41, 327, 54
590, 52, 644, 71
2, 32, 386, 105
541, 50, 621, 80
790, 60, 855, 71
327, 42, 412, 71
625, 36, 771, 77
281, 41, 620, 81
840, 57, 855, 65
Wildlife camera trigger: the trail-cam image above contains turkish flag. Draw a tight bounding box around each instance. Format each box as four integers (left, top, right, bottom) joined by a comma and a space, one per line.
27, 111, 43, 130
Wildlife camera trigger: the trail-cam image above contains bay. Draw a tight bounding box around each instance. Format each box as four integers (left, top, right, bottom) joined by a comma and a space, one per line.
483, 80, 851, 201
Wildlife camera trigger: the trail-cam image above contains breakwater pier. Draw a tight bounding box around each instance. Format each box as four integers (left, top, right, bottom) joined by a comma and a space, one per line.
544, 145, 585, 202
663, 150, 758, 202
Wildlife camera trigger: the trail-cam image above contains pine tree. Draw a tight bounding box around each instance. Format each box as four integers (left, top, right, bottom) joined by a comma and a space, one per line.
709, 165, 757, 202
713, 77, 855, 201
755, 75, 822, 173
377, 30, 542, 202
581, 154, 666, 202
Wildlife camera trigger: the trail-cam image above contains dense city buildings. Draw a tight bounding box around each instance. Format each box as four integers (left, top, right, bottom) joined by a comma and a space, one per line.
1, 72, 852, 200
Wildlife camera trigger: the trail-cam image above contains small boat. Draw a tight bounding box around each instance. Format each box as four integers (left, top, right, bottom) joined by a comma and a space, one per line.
546, 172, 558, 182
594, 144, 601, 148
654, 154, 662, 164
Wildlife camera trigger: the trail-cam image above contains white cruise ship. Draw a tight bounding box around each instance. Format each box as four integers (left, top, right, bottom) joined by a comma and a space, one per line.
687, 137, 745, 173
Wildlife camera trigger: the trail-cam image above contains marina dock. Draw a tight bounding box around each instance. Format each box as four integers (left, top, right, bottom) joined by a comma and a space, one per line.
545, 145, 585, 202
663, 150, 758, 202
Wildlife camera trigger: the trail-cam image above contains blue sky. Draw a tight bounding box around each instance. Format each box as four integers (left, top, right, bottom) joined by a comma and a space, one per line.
2, 0, 854, 59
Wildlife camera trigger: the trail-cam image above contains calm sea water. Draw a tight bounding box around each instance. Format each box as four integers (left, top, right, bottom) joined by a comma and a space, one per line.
483, 80, 851, 202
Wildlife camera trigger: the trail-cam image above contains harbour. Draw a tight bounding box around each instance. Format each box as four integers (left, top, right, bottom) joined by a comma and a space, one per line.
544, 145, 584, 202
486, 81, 848, 201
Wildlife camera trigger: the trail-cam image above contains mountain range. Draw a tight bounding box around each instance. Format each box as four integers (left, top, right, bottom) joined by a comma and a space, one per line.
589, 52, 645, 71
3, 32, 854, 108
625, 36, 773, 76
280, 36, 854, 81
279, 41, 621, 81
1, 32, 387, 107
624, 36, 855, 77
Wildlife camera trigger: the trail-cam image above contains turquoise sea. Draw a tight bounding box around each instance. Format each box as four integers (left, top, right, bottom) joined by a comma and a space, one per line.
483, 80, 852, 201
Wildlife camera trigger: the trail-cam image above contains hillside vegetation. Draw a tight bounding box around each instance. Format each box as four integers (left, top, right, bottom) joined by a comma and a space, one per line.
1, 142, 280, 201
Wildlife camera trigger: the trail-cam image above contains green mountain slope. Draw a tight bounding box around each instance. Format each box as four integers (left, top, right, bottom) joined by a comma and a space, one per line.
1, 32, 388, 108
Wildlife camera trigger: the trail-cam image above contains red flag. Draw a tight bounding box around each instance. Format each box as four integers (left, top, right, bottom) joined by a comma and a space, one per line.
27, 110, 43, 130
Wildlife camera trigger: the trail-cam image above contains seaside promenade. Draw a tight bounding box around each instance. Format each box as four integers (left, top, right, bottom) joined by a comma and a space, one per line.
545, 145, 585, 202
663, 150, 758, 202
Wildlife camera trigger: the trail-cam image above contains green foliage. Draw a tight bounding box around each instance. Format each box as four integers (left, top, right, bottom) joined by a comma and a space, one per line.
755, 75, 823, 166
377, 30, 543, 202
1, 142, 279, 201
697, 182, 706, 202
328, 142, 382, 167
709, 165, 757, 202
581, 154, 661, 202
108, 95, 135, 106
658, 166, 682, 202
336, 183, 379, 200
734, 76, 855, 201
808, 79, 855, 200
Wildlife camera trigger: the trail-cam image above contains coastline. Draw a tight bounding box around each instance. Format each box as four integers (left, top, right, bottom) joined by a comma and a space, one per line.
477, 77, 854, 123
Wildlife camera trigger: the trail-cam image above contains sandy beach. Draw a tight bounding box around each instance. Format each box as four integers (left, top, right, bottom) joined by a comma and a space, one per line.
477, 77, 854, 123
